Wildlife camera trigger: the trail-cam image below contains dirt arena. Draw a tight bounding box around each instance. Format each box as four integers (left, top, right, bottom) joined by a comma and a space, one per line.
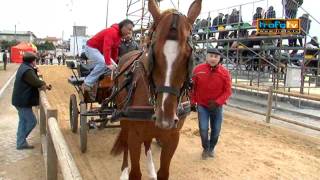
40, 66, 320, 180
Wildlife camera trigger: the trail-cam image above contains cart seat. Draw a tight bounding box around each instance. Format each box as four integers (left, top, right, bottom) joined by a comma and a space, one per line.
68, 76, 85, 86
79, 63, 112, 77
79, 63, 94, 77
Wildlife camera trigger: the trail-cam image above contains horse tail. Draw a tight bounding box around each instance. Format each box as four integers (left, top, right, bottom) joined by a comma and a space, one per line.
110, 127, 127, 156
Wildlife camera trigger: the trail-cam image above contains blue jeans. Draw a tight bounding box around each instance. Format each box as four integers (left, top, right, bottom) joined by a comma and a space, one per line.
84, 45, 107, 87
197, 105, 223, 152
16, 107, 37, 148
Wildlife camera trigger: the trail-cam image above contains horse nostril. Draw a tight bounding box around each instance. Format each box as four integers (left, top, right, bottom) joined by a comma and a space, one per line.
152, 114, 157, 121
174, 118, 179, 125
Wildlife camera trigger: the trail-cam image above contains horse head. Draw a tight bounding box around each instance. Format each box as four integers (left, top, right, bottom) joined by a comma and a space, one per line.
148, 0, 202, 129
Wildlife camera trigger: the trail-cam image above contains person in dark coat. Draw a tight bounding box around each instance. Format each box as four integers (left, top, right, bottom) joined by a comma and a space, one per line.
282, 0, 303, 19
290, 14, 311, 54
229, 9, 243, 38
57, 55, 62, 65
12, 52, 50, 150
298, 14, 311, 46
214, 13, 227, 47
118, 32, 139, 57
212, 13, 224, 27
265, 6, 276, 18
2, 50, 8, 70
223, 14, 229, 26
305, 37, 319, 75
62, 53, 66, 65
253, 7, 263, 20
49, 53, 54, 65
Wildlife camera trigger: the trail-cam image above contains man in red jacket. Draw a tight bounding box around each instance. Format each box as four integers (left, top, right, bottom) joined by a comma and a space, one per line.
83, 19, 134, 91
191, 48, 232, 160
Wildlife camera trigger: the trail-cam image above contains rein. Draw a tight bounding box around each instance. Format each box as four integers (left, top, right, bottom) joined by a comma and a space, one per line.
105, 11, 193, 121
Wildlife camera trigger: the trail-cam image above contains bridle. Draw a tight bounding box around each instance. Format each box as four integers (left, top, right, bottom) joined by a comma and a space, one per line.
147, 11, 194, 106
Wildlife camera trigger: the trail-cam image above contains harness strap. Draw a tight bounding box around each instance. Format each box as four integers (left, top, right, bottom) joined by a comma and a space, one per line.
115, 51, 144, 80
155, 86, 180, 97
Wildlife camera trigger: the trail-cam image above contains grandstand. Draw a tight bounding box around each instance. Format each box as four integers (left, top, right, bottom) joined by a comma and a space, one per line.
191, 0, 319, 95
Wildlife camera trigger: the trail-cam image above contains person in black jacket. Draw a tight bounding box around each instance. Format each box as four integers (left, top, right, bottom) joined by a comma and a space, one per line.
282, 0, 303, 19
305, 37, 319, 75
265, 6, 276, 18
253, 7, 263, 21
212, 13, 224, 27
299, 14, 311, 46
12, 52, 50, 150
2, 49, 8, 70
118, 32, 139, 57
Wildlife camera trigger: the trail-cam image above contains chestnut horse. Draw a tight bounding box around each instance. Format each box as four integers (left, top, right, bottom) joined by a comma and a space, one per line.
110, 0, 202, 179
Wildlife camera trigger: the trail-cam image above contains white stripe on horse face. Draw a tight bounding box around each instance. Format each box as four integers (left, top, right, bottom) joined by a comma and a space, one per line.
162, 40, 179, 111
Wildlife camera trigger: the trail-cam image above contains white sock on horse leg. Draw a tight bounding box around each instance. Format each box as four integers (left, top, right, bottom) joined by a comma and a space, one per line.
120, 167, 129, 180
146, 149, 157, 179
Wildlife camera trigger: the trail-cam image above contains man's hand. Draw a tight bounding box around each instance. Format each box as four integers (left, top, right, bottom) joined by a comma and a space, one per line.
107, 65, 116, 71
46, 84, 52, 90
208, 100, 220, 111
40, 84, 52, 91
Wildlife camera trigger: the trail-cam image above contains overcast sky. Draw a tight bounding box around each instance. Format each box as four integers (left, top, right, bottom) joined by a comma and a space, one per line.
1, 0, 319, 39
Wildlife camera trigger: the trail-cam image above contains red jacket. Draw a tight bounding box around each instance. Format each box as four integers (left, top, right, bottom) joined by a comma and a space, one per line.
87, 24, 121, 65
191, 63, 232, 107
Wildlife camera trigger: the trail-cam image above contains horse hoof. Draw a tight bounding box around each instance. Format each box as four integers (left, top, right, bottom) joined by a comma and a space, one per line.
120, 167, 129, 180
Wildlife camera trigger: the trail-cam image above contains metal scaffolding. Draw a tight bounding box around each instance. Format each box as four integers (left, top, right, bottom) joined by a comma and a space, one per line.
126, 0, 163, 42
126, 0, 180, 43
192, 0, 320, 95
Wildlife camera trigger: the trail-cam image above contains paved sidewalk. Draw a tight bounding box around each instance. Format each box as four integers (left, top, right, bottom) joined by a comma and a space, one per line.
0, 63, 19, 90
0, 79, 44, 179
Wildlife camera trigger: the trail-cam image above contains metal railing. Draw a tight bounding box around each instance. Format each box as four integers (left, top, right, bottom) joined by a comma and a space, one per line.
230, 84, 320, 131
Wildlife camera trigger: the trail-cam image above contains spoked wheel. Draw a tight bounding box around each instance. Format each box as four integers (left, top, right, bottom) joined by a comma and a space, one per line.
80, 103, 88, 153
69, 94, 79, 133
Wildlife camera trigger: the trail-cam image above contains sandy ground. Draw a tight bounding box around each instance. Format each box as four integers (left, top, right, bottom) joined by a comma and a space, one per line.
39, 65, 320, 180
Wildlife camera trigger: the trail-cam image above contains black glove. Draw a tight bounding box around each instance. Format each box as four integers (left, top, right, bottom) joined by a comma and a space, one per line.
187, 79, 193, 90
208, 100, 220, 112
191, 104, 197, 112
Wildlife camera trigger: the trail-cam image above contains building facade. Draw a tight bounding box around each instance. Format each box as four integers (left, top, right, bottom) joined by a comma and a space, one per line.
0, 31, 37, 42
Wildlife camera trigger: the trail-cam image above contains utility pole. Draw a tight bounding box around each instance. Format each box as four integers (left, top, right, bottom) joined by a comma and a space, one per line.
14, 24, 17, 41
178, 0, 180, 10
106, 0, 110, 27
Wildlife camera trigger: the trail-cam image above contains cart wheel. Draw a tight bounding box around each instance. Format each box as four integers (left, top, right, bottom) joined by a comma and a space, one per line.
69, 94, 79, 133
80, 103, 87, 153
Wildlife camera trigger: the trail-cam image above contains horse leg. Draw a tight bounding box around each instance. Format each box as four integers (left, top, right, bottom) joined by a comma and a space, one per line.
120, 145, 129, 180
144, 140, 157, 179
128, 130, 142, 180
157, 132, 180, 180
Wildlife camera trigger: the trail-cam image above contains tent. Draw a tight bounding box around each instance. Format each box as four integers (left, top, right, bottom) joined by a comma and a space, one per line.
11, 42, 37, 63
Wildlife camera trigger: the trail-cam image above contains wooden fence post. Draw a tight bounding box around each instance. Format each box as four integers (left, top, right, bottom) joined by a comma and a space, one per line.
46, 109, 58, 180
40, 105, 46, 136
266, 86, 273, 123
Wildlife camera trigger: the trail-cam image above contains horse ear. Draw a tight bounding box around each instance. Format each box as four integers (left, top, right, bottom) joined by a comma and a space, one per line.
187, 0, 202, 25
148, 0, 161, 24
